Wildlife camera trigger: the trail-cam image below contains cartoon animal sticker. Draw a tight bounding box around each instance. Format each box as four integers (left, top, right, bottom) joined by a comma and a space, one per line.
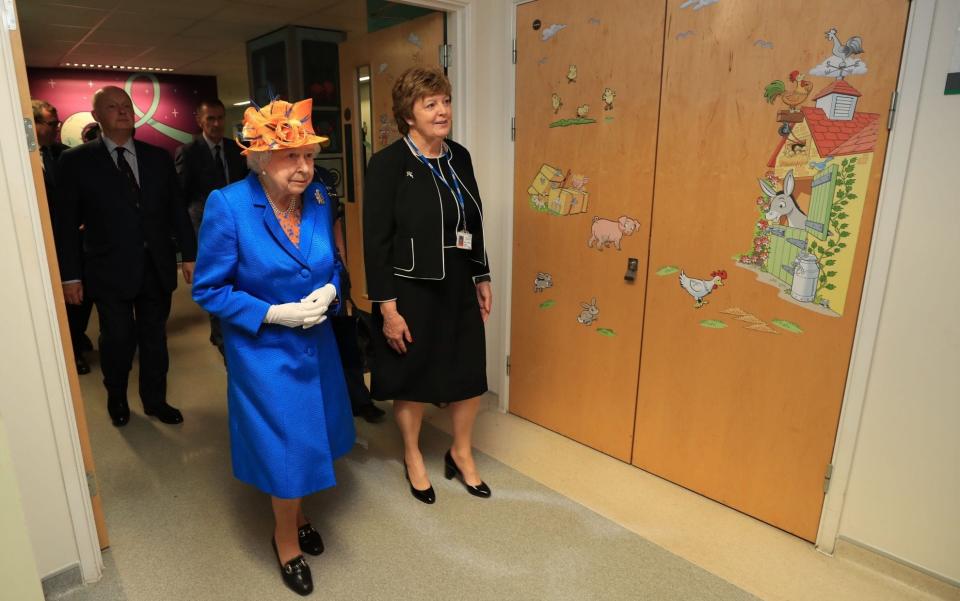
676, 31, 695, 41
601, 88, 616, 110
587, 215, 640, 251
551, 93, 563, 114
810, 28, 866, 79
760, 170, 806, 228
566, 64, 578, 84
588, 17, 601, 26
764, 71, 812, 113
680, 0, 719, 10
577, 298, 599, 325
533, 272, 553, 293
527, 164, 590, 216
754, 39, 774, 50
576, 104, 590, 118
407, 33, 423, 48
678, 270, 727, 308
541, 24, 567, 41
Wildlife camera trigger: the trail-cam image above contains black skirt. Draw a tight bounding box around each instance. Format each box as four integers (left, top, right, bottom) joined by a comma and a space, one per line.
370, 248, 488, 403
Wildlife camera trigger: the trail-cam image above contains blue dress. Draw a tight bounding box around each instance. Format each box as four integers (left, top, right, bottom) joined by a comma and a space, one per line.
192, 173, 355, 499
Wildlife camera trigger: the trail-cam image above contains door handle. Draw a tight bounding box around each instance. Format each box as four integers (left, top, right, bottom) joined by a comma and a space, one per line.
624, 257, 639, 282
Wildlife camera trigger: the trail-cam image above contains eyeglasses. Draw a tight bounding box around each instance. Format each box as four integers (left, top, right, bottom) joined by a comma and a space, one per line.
39, 119, 61, 128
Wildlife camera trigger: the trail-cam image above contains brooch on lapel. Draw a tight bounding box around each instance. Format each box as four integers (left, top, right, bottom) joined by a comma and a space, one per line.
314, 188, 325, 205
406, 171, 414, 179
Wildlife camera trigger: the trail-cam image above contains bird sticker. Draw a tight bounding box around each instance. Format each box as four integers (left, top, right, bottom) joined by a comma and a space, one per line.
810, 27, 867, 79
764, 71, 812, 113
680, 0, 719, 10
551, 93, 563, 114
541, 24, 567, 41
576, 104, 590, 118
679, 270, 727, 308
601, 88, 616, 111
566, 64, 578, 84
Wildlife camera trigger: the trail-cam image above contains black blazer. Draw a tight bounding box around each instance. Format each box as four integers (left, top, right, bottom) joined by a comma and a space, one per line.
362, 138, 489, 302
174, 136, 248, 229
54, 138, 197, 301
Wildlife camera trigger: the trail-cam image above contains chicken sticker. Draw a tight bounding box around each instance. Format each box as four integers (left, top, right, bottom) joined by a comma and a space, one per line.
551, 93, 563, 114
601, 88, 616, 111
810, 28, 866, 79
679, 270, 727, 308
566, 64, 578, 84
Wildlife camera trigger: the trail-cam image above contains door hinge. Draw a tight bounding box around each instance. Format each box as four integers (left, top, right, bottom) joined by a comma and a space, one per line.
86, 470, 98, 498
23, 118, 37, 151
512, 38, 517, 65
506, 354, 511, 376
822, 463, 834, 494
887, 90, 899, 131
510, 117, 515, 142
2, 0, 17, 30
438, 44, 451, 69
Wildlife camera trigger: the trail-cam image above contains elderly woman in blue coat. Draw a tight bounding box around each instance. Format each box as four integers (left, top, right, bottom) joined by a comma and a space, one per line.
192, 98, 354, 597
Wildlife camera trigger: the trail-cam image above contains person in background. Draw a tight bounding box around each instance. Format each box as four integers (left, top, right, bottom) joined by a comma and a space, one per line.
363, 66, 493, 505
54, 86, 196, 427
81, 121, 101, 143
192, 98, 355, 597
33, 99, 93, 375
175, 98, 248, 355
315, 166, 386, 424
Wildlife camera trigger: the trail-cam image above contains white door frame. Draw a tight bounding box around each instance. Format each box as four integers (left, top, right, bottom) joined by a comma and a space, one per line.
0, 1, 103, 584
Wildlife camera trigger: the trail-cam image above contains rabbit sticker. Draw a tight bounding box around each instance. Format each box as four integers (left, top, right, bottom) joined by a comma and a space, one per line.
760, 169, 807, 228
577, 298, 599, 325
533, 272, 553, 293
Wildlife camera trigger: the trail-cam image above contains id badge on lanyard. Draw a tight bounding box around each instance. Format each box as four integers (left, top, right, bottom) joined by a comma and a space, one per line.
456, 230, 473, 250
407, 136, 472, 248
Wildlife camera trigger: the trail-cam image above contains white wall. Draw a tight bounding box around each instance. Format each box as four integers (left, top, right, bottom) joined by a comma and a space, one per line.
838, 0, 960, 583
0, 416, 46, 601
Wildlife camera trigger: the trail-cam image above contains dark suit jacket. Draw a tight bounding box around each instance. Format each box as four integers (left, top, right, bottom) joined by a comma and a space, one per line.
362, 138, 489, 303
175, 136, 248, 230
54, 138, 197, 301
40, 142, 69, 221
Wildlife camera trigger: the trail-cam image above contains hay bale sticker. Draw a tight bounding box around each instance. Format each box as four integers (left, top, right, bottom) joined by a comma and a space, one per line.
735, 27, 879, 318
527, 164, 590, 216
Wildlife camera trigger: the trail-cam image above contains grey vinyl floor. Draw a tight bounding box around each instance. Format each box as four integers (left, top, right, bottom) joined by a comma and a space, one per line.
50, 285, 758, 601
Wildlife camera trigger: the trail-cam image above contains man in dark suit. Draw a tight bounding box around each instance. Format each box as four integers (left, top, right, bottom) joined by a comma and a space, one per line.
55, 86, 197, 427
175, 98, 248, 354
34, 99, 93, 375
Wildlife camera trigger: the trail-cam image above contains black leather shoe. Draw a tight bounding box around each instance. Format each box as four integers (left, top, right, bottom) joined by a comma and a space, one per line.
297, 523, 324, 556
444, 450, 491, 498
75, 355, 90, 375
80, 334, 94, 352
107, 398, 129, 427
144, 402, 183, 424
403, 461, 435, 504
354, 403, 385, 423
272, 538, 313, 596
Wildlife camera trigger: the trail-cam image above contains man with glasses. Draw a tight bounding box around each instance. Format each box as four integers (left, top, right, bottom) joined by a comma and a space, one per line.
33, 99, 93, 375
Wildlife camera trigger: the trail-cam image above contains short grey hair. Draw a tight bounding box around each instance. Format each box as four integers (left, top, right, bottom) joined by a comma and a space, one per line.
246, 151, 271, 172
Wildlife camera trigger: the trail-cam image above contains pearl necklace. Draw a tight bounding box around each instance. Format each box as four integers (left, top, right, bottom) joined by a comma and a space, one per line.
260, 178, 300, 217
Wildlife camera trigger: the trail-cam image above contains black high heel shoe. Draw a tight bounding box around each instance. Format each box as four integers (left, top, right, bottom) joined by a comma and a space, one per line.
403, 460, 436, 504
271, 538, 313, 596
297, 523, 324, 556
444, 450, 491, 498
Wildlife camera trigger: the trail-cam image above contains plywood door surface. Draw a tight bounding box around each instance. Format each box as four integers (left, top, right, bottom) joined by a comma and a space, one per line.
338, 13, 444, 313
509, 0, 665, 461
8, 25, 109, 548
633, 0, 909, 540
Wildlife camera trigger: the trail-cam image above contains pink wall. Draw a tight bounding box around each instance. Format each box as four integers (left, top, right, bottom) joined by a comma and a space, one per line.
28, 68, 218, 156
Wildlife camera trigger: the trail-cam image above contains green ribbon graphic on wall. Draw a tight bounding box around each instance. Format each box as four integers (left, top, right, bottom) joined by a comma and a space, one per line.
124, 73, 194, 144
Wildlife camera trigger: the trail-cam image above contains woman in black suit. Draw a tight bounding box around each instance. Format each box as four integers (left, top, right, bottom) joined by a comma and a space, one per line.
363, 66, 492, 503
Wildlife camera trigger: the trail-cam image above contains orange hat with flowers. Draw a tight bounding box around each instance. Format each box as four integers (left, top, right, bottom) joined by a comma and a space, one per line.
236, 98, 328, 155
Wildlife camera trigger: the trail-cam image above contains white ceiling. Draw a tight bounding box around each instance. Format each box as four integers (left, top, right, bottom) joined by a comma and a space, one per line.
15, 0, 369, 104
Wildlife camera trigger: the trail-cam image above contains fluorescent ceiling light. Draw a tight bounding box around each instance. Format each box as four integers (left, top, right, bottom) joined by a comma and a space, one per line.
358, 75, 370, 82
233, 100, 251, 106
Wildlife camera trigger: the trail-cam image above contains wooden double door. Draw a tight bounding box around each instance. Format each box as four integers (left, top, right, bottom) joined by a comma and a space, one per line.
509, 0, 909, 541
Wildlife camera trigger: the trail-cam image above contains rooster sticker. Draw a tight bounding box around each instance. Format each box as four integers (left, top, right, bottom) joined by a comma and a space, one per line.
679, 269, 727, 308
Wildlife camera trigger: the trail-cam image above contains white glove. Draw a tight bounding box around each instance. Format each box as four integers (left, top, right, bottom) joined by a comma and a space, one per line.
302, 283, 337, 312
264, 301, 328, 329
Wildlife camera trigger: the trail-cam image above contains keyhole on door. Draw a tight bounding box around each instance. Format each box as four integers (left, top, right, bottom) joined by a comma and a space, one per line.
624, 258, 639, 282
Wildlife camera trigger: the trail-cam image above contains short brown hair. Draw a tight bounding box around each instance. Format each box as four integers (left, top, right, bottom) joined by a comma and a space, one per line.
31, 99, 56, 121
391, 66, 452, 136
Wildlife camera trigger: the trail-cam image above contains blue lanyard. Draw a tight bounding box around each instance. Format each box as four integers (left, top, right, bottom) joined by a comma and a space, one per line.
405, 136, 468, 229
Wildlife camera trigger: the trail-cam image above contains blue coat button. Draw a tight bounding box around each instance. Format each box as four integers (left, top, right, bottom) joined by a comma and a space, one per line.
300, 269, 310, 278
306, 347, 315, 356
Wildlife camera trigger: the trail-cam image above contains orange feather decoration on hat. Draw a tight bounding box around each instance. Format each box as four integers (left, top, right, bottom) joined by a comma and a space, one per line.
236, 98, 328, 155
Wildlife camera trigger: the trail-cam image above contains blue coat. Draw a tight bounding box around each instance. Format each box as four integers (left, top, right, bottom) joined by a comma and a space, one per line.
192, 172, 355, 499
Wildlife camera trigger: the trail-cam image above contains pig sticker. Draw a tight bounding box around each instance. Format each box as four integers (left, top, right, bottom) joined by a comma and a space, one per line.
587, 215, 640, 251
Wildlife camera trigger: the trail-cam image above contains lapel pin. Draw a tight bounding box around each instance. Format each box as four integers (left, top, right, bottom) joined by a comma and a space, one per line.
406, 171, 414, 179
314, 188, 325, 205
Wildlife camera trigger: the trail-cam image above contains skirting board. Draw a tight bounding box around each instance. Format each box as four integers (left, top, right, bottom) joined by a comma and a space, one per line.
41, 563, 83, 599
834, 538, 960, 599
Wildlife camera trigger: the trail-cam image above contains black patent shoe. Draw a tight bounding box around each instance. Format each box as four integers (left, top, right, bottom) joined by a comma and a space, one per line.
444, 450, 491, 498
107, 398, 129, 427
75, 354, 90, 375
354, 403, 386, 424
144, 402, 183, 424
403, 461, 436, 504
298, 523, 324, 556
272, 538, 313, 596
